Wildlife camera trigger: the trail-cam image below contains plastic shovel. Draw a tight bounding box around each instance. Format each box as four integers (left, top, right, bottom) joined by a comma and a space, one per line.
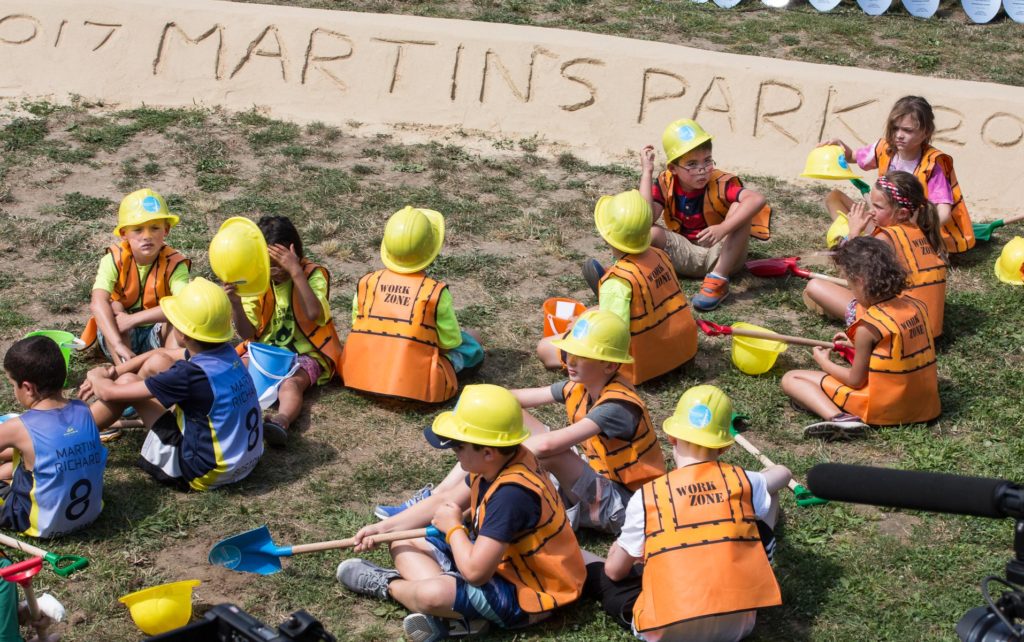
850, 178, 871, 195
729, 415, 827, 507
208, 525, 442, 575
696, 319, 855, 364
745, 257, 849, 286
0, 557, 48, 640
0, 532, 88, 578
973, 213, 1024, 243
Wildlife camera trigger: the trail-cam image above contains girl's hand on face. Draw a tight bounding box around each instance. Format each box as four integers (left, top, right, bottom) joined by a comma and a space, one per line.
847, 201, 871, 237
268, 244, 303, 278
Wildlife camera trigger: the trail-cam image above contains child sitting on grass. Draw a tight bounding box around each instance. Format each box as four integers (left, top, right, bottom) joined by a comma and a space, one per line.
227, 216, 344, 448
82, 188, 190, 365
640, 119, 771, 311
342, 206, 483, 404
338, 384, 585, 642
783, 237, 940, 440
585, 385, 788, 642
0, 336, 105, 538
82, 278, 263, 491
540, 190, 697, 385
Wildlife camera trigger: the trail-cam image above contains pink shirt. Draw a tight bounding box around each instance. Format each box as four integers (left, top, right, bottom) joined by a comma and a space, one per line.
854, 144, 953, 205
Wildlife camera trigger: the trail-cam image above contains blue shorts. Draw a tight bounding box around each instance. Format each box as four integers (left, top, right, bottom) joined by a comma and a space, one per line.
98, 324, 162, 362
424, 536, 528, 629
444, 331, 484, 373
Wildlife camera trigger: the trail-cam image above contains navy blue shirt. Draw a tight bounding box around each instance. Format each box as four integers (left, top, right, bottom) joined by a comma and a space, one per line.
467, 474, 541, 543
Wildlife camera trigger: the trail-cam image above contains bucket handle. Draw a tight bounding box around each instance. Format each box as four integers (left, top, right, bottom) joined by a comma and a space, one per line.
249, 352, 301, 382
546, 314, 561, 336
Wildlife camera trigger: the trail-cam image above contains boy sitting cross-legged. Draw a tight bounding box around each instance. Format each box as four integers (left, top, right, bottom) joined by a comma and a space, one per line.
338, 384, 585, 642
81, 277, 263, 492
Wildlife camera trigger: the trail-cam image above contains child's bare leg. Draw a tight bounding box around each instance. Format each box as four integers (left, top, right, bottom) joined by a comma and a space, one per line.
137, 348, 182, 378
803, 280, 855, 320
826, 190, 853, 221
269, 370, 312, 430
534, 449, 588, 501
707, 203, 751, 277
89, 373, 169, 430
781, 370, 843, 420
522, 411, 549, 437
536, 336, 563, 370
389, 539, 460, 616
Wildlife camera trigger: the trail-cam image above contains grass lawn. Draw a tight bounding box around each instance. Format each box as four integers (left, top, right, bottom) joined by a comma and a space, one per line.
1, 95, 1024, 641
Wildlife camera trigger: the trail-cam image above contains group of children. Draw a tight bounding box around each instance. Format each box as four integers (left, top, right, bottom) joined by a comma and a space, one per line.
0, 93, 972, 640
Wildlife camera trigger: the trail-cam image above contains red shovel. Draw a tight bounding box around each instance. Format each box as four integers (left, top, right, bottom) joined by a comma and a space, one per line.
0, 557, 48, 640
696, 319, 855, 363
746, 257, 848, 286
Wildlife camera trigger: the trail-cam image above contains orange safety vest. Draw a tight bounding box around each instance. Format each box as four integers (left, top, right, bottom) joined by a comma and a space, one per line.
873, 223, 946, 338
341, 269, 457, 403
598, 248, 697, 384
470, 448, 585, 613
237, 260, 344, 379
81, 242, 190, 348
633, 461, 782, 632
823, 295, 940, 426
874, 140, 974, 254
657, 169, 772, 240
561, 376, 666, 491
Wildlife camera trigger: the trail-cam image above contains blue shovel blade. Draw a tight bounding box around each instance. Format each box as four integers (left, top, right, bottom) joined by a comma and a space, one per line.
208, 525, 294, 575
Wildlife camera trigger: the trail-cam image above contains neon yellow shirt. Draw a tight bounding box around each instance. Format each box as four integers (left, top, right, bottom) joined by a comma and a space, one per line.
352, 285, 462, 349
242, 271, 333, 385
91, 253, 189, 312
598, 275, 632, 325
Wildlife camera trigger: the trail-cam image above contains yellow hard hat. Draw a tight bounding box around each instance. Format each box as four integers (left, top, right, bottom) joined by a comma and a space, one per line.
826, 212, 850, 249
550, 309, 633, 364
663, 385, 735, 449
381, 206, 445, 274
159, 277, 234, 343
119, 579, 200, 635
209, 217, 270, 297
662, 119, 713, 166
114, 188, 180, 237
594, 190, 652, 254
427, 384, 529, 448
800, 146, 860, 180
995, 237, 1024, 285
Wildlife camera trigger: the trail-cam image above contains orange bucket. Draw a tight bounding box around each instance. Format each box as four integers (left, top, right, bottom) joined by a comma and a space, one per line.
542, 298, 586, 337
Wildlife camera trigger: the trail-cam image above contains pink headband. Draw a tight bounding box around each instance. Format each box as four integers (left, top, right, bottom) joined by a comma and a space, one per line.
877, 177, 914, 209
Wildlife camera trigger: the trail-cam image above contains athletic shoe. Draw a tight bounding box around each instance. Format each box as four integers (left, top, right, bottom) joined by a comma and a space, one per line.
691, 273, 730, 311
263, 420, 288, 449
582, 258, 605, 296
336, 559, 399, 600
99, 428, 122, 443
374, 484, 433, 520
803, 413, 869, 441
403, 613, 488, 641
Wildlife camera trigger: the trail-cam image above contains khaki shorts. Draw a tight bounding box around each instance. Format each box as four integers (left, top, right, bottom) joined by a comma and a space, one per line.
658, 223, 724, 278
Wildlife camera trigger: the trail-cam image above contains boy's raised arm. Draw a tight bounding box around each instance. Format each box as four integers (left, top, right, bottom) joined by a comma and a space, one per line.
90, 290, 133, 364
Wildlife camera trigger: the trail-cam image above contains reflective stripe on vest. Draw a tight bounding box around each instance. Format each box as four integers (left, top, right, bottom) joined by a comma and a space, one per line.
824, 296, 940, 426
81, 243, 190, 348
185, 346, 263, 491
10, 401, 106, 538
633, 461, 781, 631
562, 376, 665, 491
599, 248, 697, 384
874, 223, 946, 338
657, 169, 772, 240
470, 449, 585, 613
874, 140, 974, 254
341, 270, 457, 403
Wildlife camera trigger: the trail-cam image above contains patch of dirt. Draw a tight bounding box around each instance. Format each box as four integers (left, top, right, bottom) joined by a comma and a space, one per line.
153, 534, 258, 609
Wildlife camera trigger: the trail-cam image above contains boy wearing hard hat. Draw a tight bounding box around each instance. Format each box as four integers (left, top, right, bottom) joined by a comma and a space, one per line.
539, 190, 697, 385
81, 188, 191, 366
82, 278, 264, 492
586, 385, 790, 641
338, 384, 585, 641
342, 206, 482, 404
396, 310, 664, 533
632, 119, 771, 311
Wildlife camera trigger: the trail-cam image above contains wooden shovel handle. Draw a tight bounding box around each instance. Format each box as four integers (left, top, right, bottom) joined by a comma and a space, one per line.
290, 527, 433, 554
0, 533, 47, 558
808, 272, 849, 286
729, 327, 834, 349
732, 433, 800, 494
1001, 213, 1024, 226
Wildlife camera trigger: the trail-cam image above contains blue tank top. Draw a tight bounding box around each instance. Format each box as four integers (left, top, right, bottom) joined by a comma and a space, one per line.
180, 346, 263, 490
3, 400, 106, 538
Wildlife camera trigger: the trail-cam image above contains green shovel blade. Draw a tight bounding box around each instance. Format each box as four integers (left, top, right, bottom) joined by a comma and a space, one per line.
972, 219, 1005, 243
793, 484, 828, 507
849, 178, 871, 195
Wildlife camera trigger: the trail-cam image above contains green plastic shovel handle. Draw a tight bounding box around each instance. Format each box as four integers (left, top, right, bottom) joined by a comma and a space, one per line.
850, 178, 871, 195
793, 484, 829, 507
43, 552, 88, 578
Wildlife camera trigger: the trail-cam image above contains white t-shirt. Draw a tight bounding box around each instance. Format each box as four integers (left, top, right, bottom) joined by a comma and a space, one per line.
618, 469, 771, 642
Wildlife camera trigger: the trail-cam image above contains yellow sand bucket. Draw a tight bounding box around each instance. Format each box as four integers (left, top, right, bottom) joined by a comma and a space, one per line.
731, 323, 788, 375
826, 212, 850, 249
119, 579, 200, 635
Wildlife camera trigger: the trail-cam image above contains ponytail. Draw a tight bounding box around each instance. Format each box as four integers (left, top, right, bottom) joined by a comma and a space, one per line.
915, 201, 947, 264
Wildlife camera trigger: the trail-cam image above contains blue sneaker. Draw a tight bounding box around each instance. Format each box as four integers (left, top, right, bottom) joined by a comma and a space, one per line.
691, 273, 730, 311
374, 484, 433, 520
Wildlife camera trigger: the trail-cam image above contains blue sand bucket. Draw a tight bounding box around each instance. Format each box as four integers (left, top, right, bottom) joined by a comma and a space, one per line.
24, 330, 85, 385
247, 343, 299, 410
0, 414, 18, 423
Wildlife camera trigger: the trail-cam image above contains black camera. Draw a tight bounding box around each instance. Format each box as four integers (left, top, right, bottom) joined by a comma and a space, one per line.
144, 603, 336, 642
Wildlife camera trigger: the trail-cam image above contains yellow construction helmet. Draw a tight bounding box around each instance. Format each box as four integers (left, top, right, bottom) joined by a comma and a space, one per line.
800, 145, 860, 180
427, 384, 529, 448
995, 237, 1024, 285
114, 188, 180, 237
550, 309, 633, 364
209, 217, 270, 297
662, 119, 713, 166
662, 385, 735, 449
381, 206, 445, 274
594, 190, 652, 254
826, 212, 851, 249
119, 580, 200, 636
159, 277, 234, 343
